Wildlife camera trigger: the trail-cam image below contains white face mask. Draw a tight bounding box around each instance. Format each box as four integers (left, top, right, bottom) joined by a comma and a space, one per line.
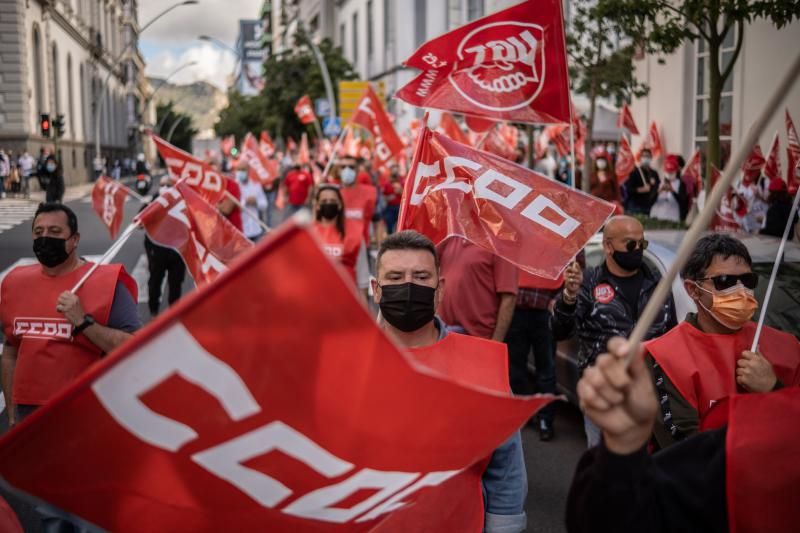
340, 167, 356, 185
640, 157, 652, 167
596, 159, 607, 170
235, 170, 248, 183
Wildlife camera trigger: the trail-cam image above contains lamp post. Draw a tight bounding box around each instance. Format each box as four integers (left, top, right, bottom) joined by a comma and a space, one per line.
93, 0, 199, 162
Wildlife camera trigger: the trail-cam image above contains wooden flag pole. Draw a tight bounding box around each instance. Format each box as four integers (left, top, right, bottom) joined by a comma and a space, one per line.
625, 50, 800, 366
321, 124, 350, 181
70, 221, 140, 294
224, 190, 271, 234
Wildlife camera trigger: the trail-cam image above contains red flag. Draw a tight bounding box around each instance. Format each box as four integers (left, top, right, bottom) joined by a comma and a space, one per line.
340, 127, 360, 158
349, 85, 405, 168
242, 133, 279, 187
297, 133, 311, 165
483, 125, 518, 161
398, 127, 615, 279
615, 136, 636, 184
763, 132, 782, 183
616, 103, 639, 135
785, 109, 800, 190
294, 95, 317, 125
710, 166, 743, 232
636, 121, 663, 161
682, 148, 703, 192
286, 136, 298, 153
151, 133, 229, 205
741, 143, 766, 182
0, 223, 552, 532
726, 388, 800, 533
220, 135, 236, 157
464, 115, 495, 133
259, 131, 275, 157
91, 176, 127, 239
438, 112, 470, 145
536, 124, 568, 159
395, 0, 570, 125
137, 183, 253, 285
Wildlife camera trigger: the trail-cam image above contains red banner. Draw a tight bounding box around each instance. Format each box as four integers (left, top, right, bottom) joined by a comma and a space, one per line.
482, 125, 518, 161
398, 127, 615, 279
349, 85, 405, 168
395, 0, 569, 125
298, 133, 311, 165
0, 224, 551, 532
763, 132, 782, 183
741, 143, 765, 182
91, 175, 127, 239
136, 183, 253, 285
294, 95, 317, 125
616, 103, 639, 135
260, 131, 275, 157
438, 112, 470, 145
152, 134, 229, 206
615, 136, 636, 184
242, 133, 279, 187
682, 148, 703, 191
786, 109, 800, 190
636, 121, 663, 161
221, 135, 235, 157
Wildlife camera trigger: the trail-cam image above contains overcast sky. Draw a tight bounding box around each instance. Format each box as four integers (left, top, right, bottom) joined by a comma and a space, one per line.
139, 0, 262, 89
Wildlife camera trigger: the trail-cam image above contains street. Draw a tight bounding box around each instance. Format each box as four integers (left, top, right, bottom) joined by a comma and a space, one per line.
0, 185, 587, 533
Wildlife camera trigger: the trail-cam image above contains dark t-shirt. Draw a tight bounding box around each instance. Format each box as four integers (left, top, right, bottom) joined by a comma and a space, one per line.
108, 281, 142, 333
608, 270, 645, 317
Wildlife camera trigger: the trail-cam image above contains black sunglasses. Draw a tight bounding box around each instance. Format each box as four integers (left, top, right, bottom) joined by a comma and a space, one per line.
697, 273, 758, 291
611, 238, 648, 252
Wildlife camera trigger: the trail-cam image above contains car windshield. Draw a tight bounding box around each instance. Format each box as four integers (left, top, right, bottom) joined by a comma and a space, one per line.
752, 262, 800, 340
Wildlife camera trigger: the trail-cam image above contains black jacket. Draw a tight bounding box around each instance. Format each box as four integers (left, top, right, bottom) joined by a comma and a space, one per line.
552, 262, 677, 369
624, 166, 660, 214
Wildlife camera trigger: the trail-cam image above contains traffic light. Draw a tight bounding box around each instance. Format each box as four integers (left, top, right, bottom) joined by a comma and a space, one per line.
53, 114, 66, 138
40, 114, 51, 137
230, 146, 239, 157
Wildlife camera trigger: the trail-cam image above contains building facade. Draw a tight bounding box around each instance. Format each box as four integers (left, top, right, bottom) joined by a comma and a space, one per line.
631, 17, 800, 174
0, 0, 149, 184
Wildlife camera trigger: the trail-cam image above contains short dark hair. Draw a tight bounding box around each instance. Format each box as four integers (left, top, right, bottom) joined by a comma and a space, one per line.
681, 234, 752, 280
33, 202, 78, 235
377, 230, 439, 271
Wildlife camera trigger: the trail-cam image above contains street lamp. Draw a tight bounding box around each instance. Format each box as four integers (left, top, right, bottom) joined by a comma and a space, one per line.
198, 34, 240, 57
93, 0, 199, 161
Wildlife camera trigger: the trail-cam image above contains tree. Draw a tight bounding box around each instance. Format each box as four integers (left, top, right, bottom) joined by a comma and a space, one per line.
568, 0, 649, 192
156, 101, 197, 153
216, 29, 357, 145
597, 0, 799, 187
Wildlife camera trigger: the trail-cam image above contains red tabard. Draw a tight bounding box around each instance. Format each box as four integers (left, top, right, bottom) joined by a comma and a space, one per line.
0, 262, 136, 405
385, 333, 510, 532
311, 220, 364, 282
645, 321, 800, 418
340, 184, 376, 243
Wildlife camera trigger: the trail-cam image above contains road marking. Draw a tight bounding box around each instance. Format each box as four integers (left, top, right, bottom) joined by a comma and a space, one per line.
131, 253, 150, 304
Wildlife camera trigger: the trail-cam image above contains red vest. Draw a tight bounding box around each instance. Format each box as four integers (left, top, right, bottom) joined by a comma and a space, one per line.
646, 321, 800, 418
381, 333, 509, 533
311, 220, 364, 282
0, 262, 136, 405
341, 184, 376, 243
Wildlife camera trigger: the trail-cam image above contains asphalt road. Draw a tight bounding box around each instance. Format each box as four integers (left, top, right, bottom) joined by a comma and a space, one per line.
0, 185, 588, 532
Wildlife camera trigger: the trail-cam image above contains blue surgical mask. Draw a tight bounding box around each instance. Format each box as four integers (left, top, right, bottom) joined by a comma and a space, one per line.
235, 170, 248, 183
340, 167, 356, 185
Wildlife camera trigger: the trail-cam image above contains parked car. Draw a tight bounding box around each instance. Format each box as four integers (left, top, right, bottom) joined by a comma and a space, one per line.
554, 230, 800, 404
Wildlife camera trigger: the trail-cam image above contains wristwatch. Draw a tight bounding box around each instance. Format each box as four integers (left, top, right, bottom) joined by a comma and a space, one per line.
72, 314, 95, 336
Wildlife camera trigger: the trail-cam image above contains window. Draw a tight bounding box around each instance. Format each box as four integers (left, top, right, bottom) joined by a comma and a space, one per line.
52, 44, 60, 115
446, 0, 462, 30
367, 1, 374, 59
414, 0, 426, 47
384, 0, 394, 48
67, 54, 75, 138
467, 0, 484, 21
339, 23, 345, 51
352, 12, 358, 64
693, 27, 737, 171
32, 26, 44, 117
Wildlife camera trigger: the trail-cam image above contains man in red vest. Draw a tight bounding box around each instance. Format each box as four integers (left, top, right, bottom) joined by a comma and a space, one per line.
372, 230, 527, 533
645, 234, 800, 449
0, 203, 141, 426
337, 156, 376, 245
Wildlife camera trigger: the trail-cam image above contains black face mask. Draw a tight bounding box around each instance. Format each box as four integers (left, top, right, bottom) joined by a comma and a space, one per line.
33, 236, 71, 267
612, 248, 644, 272
317, 203, 341, 221
379, 282, 436, 333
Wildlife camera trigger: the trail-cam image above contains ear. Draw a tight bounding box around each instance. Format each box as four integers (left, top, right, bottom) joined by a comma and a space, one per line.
435, 277, 445, 310
371, 278, 381, 305
683, 279, 699, 300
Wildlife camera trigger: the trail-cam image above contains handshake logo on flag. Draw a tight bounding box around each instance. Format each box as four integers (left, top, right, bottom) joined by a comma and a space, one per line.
453, 23, 545, 111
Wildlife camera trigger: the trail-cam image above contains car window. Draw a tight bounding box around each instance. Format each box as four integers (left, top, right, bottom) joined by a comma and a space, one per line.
752, 262, 800, 340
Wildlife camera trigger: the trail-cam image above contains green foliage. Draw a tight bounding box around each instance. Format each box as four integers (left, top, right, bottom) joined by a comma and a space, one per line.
156, 101, 197, 153
215, 29, 357, 145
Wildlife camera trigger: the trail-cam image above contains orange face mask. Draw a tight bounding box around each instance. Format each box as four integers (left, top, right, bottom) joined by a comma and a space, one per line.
694, 283, 758, 330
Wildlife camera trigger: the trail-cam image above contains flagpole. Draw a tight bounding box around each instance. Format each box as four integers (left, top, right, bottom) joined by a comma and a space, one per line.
70, 221, 140, 294
118, 181, 147, 203
625, 50, 800, 366
568, 122, 577, 189
476, 126, 493, 150
313, 118, 324, 140
751, 184, 800, 352
224, 190, 271, 234
321, 124, 350, 181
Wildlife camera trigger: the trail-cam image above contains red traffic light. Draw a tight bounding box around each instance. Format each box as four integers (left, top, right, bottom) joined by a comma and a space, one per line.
41, 119, 50, 130
40, 113, 51, 137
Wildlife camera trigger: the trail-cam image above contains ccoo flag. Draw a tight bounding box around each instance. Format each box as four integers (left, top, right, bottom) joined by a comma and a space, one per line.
395, 0, 570, 125
398, 126, 615, 279
91, 175, 127, 239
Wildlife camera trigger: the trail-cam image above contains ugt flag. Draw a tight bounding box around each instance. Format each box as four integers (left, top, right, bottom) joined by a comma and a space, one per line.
395, 0, 570, 125
398, 126, 615, 279
137, 182, 253, 285
0, 223, 551, 532
349, 85, 405, 168
151, 133, 229, 206
91, 175, 127, 239
294, 95, 317, 125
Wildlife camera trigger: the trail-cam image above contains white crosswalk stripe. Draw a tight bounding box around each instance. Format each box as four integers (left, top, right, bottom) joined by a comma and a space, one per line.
0, 186, 92, 236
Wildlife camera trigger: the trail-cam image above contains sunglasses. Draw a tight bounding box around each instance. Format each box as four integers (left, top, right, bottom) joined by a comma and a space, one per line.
611, 238, 648, 252
697, 273, 758, 291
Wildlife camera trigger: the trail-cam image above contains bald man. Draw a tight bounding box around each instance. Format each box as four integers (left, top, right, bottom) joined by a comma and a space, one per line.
552, 216, 677, 447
